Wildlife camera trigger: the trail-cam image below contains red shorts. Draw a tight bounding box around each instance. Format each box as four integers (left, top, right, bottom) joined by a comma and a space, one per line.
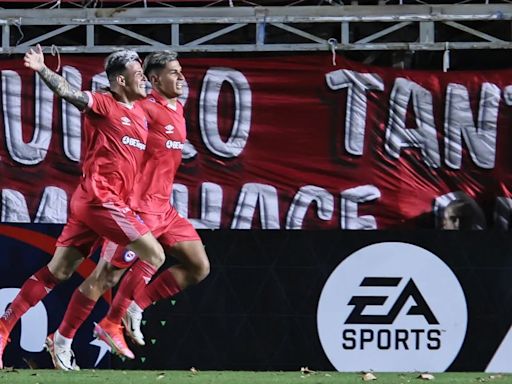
101, 206, 200, 269
56, 191, 150, 257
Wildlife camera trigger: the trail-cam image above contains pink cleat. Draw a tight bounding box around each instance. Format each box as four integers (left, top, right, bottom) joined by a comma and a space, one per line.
93, 319, 135, 359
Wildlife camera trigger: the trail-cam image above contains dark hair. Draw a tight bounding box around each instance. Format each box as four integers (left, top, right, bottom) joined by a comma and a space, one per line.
104, 50, 141, 83
444, 199, 486, 229
143, 50, 178, 78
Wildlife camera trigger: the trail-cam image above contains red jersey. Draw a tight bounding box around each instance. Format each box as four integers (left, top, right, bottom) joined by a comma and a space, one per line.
78, 91, 148, 203
129, 90, 186, 214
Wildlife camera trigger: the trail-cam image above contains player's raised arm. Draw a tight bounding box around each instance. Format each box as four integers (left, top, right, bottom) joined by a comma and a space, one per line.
24, 44, 89, 111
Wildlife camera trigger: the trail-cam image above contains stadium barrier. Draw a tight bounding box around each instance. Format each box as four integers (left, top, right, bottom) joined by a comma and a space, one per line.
1, 224, 512, 372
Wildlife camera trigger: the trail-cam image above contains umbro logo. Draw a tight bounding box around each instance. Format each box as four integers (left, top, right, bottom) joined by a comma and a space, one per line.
121, 116, 132, 126
165, 124, 175, 134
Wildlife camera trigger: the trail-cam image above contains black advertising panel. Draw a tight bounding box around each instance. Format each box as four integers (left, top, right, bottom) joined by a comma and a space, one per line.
1, 225, 512, 372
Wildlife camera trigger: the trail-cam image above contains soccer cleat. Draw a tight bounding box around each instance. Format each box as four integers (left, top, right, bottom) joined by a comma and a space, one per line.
0, 321, 10, 370
93, 319, 135, 359
45, 333, 80, 371
122, 303, 145, 346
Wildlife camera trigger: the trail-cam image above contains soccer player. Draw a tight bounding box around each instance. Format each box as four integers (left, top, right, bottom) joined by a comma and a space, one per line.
0, 45, 166, 370
45, 51, 209, 370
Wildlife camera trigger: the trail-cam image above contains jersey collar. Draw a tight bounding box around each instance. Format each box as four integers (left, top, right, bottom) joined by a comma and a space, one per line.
148, 89, 178, 110
148, 89, 167, 105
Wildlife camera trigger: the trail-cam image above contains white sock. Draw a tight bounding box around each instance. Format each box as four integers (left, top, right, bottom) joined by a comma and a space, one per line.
127, 301, 143, 315
54, 329, 73, 349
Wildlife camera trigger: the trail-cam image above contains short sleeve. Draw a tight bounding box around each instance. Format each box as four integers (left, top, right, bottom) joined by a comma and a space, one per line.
84, 91, 113, 116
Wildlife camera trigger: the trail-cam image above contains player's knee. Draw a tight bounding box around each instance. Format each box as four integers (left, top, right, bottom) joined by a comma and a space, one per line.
190, 257, 210, 284
51, 269, 72, 281
102, 273, 122, 290
148, 244, 165, 268
49, 265, 75, 281
135, 239, 165, 268
48, 249, 84, 281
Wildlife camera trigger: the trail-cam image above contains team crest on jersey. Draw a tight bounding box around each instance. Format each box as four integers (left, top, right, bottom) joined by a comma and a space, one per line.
165, 124, 175, 134
121, 116, 132, 126
123, 250, 137, 263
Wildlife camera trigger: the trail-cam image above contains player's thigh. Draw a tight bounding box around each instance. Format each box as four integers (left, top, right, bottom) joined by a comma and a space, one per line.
158, 212, 206, 267
80, 201, 150, 247
48, 246, 85, 280
87, 257, 126, 291
157, 208, 204, 265
56, 214, 101, 259
51, 215, 101, 279
166, 240, 209, 271
127, 232, 165, 267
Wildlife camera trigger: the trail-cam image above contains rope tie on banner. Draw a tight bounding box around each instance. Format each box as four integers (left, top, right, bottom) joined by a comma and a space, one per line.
12, 18, 24, 48
49, 0, 62, 9
9, 18, 61, 71
327, 38, 338, 66
443, 42, 450, 73
50, 45, 61, 73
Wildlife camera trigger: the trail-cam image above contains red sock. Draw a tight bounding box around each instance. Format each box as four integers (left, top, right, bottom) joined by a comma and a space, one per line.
134, 269, 181, 310
58, 289, 96, 339
1, 266, 60, 333
105, 260, 157, 324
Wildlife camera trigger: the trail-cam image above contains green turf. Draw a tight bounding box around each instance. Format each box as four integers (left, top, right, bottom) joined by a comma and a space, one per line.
0, 370, 511, 384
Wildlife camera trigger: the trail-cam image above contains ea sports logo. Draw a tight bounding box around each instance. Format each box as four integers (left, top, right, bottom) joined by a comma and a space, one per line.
317, 242, 467, 372
123, 250, 137, 263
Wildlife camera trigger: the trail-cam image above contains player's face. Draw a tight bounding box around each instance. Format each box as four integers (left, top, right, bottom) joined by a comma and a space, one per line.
152, 60, 185, 99
442, 207, 460, 230
122, 61, 147, 100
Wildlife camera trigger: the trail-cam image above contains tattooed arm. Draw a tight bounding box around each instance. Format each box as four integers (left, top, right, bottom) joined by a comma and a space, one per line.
24, 44, 89, 111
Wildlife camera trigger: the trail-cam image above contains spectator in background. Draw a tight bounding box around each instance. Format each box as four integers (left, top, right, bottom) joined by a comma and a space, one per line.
440, 196, 486, 230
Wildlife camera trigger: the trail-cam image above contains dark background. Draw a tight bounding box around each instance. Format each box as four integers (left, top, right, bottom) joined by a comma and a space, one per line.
1, 225, 512, 371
